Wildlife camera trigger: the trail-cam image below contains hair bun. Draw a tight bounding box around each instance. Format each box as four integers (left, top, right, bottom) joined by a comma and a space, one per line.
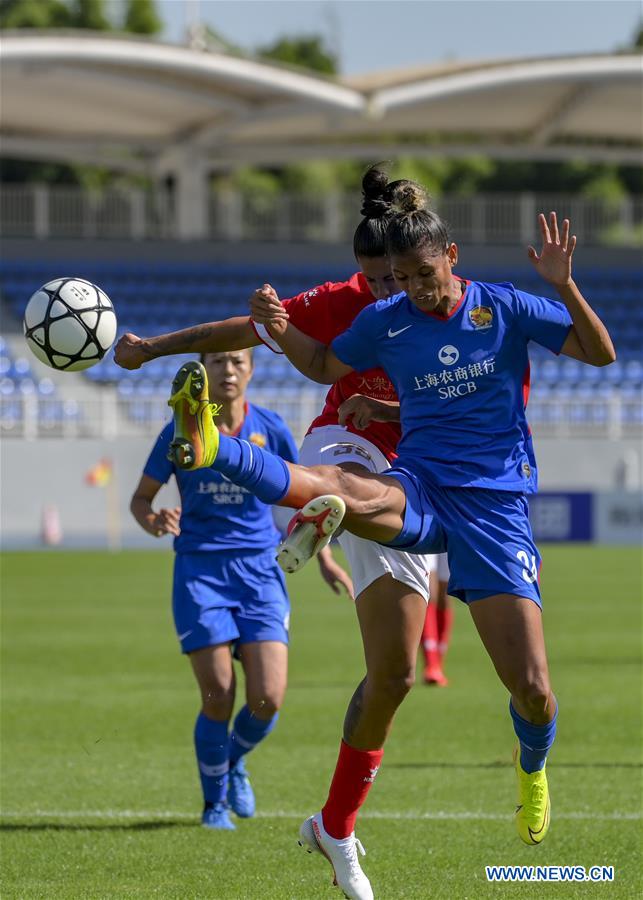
389, 181, 429, 214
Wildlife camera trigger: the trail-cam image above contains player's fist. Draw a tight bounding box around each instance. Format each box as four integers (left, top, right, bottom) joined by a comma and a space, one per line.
250, 284, 289, 324
338, 394, 400, 430
150, 506, 181, 537
114, 333, 146, 370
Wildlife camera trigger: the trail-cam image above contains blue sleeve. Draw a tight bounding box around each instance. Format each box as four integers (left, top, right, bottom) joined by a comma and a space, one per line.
270, 417, 299, 464
512, 287, 572, 354
143, 426, 174, 485
331, 306, 380, 372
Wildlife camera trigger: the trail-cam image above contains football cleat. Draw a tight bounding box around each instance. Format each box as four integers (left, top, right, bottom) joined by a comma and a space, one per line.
514, 745, 551, 845
167, 361, 222, 470
201, 802, 236, 830
227, 758, 255, 818
277, 495, 346, 574
298, 812, 373, 900
423, 665, 448, 687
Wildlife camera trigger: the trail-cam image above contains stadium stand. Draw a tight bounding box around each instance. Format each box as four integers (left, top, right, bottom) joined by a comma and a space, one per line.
1, 259, 641, 434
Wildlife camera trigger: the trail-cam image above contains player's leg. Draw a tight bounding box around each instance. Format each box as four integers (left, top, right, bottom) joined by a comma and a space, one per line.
301, 573, 427, 900
189, 644, 237, 830
469, 594, 555, 844
435, 486, 555, 844
421, 564, 442, 685
226, 551, 290, 817
435, 555, 453, 674
167, 364, 408, 541
422, 554, 451, 685
227, 640, 288, 818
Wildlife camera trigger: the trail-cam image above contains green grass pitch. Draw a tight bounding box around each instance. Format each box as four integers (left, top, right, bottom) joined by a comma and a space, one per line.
1, 546, 641, 899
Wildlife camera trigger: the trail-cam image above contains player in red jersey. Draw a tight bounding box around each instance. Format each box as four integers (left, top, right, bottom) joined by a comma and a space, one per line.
115, 166, 434, 900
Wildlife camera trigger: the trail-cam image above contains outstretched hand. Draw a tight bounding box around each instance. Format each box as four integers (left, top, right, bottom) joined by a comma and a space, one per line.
528, 212, 576, 287
249, 284, 289, 337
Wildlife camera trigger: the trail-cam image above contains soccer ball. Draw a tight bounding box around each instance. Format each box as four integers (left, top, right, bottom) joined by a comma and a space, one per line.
23, 278, 117, 372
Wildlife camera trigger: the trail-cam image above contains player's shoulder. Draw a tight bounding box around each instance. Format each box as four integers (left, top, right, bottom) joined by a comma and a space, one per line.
246, 402, 291, 436
316, 271, 371, 303
348, 291, 406, 327
467, 280, 521, 311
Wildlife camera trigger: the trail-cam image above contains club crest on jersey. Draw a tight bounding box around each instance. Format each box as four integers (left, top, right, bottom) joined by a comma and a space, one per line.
469, 306, 493, 330
249, 432, 267, 447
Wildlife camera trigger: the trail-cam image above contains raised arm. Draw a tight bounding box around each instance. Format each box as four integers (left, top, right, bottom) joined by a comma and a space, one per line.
250, 284, 353, 385
114, 316, 261, 370
528, 212, 616, 366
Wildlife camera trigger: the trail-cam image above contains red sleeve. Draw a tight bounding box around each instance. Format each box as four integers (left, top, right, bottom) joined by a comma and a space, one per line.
282, 282, 337, 344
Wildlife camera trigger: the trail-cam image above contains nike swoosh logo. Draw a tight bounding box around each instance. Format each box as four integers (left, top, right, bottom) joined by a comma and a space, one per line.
387, 325, 413, 338
177, 630, 192, 641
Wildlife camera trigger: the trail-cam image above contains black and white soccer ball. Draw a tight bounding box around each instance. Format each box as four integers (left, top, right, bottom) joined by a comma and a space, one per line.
23, 277, 117, 372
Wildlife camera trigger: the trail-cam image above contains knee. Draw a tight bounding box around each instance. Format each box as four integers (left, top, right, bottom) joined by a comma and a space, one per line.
367, 665, 416, 707
246, 690, 283, 719
512, 674, 553, 720
201, 683, 235, 720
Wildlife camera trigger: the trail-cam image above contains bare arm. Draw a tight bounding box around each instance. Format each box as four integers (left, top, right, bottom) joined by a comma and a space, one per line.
114, 316, 261, 370
250, 284, 353, 385
528, 212, 616, 367
317, 545, 354, 598
130, 474, 181, 538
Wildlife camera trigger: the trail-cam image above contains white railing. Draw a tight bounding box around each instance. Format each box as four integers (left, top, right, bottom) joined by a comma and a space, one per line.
1, 184, 642, 246
1, 391, 641, 441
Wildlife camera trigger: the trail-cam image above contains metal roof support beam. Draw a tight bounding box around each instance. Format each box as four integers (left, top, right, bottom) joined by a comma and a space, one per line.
174, 151, 209, 241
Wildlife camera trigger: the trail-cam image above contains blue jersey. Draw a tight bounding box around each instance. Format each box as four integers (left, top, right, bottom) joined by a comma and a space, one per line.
332, 280, 572, 493
144, 403, 298, 553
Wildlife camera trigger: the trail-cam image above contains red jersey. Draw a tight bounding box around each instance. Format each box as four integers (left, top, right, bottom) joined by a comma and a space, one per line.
252, 272, 401, 461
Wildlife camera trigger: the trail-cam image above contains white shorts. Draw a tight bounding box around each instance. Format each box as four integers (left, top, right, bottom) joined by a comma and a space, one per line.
298, 426, 432, 602
427, 552, 450, 582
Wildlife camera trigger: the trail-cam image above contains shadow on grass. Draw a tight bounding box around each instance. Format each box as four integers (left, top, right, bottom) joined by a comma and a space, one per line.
387, 761, 642, 769
0, 821, 198, 832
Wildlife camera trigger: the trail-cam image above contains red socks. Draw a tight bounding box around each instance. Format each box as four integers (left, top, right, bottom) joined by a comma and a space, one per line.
421, 602, 440, 670
436, 606, 453, 662
321, 740, 384, 839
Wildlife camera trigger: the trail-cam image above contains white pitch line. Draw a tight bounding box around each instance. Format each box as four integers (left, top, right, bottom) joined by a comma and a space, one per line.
0, 809, 640, 822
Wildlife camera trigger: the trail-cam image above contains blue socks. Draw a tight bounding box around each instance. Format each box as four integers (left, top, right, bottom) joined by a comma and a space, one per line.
229, 705, 279, 768
194, 713, 229, 805
215, 436, 291, 504
510, 700, 558, 773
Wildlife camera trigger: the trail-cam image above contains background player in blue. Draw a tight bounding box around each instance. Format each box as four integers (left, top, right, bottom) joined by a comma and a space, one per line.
130, 349, 352, 830
180, 197, 615, 860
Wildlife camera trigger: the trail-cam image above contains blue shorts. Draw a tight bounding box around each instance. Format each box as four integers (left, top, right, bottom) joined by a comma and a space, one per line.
172, 548, 290, 654
383, 463, 542, 607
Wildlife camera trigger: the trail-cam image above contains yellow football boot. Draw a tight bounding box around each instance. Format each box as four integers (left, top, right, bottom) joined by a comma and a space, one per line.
167, 361, 222, 470
514, 745, 551, 845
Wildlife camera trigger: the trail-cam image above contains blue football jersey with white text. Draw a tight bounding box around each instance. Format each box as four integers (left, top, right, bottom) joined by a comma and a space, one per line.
332, 281, 572, 492
144, 403, 298, 552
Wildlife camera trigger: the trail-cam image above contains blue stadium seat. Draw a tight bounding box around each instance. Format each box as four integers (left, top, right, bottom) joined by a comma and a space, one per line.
2, 260, 641, 407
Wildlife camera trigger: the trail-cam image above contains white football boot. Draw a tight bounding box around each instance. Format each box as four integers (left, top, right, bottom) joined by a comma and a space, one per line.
298, 812, 374, 900
276, 495, 346, 574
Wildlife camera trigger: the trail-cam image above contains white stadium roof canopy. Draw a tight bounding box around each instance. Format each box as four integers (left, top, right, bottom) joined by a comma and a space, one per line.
1, 32, 642, 174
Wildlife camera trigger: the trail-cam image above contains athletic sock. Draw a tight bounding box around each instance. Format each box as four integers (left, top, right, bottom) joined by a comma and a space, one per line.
194, 712, 229, 805
510, 701, 558, 773
421, 602, 440, 670
321, 740, 384, 839
436, 606, 453, 664
215, 435, 291, 504
229, 705, 279, 768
